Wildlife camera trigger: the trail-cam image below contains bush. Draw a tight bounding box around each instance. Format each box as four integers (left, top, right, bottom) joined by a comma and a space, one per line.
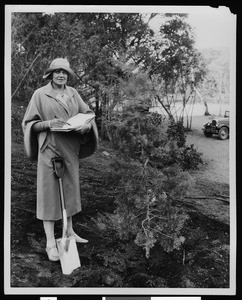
108, 111, 167, 163
108, 110, 202, 170
180, 144, 203, 171
167, 118, 186, 148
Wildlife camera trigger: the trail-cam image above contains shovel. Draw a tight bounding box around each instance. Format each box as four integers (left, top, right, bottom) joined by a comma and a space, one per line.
52, 157, 81, 275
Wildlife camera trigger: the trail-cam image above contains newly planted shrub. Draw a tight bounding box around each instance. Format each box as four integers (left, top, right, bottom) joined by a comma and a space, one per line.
94, 107, 201, 258
94, 69, 201, 258
95, 158, 193, 258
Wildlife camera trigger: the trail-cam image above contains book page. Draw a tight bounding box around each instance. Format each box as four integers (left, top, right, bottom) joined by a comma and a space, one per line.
51, 113, 95, 131
67, 113, 95, 128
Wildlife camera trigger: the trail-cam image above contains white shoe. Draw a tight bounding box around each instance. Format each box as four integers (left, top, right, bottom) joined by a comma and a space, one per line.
68, 233, 88, 243
46, 245, 60, 261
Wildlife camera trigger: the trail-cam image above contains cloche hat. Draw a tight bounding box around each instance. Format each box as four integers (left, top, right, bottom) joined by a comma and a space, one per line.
43, 58, 76, 79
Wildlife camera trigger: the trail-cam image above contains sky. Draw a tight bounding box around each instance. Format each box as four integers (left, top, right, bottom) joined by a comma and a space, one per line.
187, 7, 236, 49
148, 6, 236, 49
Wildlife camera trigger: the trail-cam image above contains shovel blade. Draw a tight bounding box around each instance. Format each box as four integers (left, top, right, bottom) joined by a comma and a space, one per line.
56, 236, 81, 275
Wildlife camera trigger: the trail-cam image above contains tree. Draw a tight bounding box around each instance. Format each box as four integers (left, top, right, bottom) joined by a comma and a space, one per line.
11, 12, 154, 134
72, 13, 154, 132
11, 12, 87, 101
139, 14, 207, 127
198, 48, 230, 115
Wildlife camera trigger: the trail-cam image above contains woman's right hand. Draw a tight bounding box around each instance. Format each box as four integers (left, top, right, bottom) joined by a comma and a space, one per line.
49, 118, 69, 129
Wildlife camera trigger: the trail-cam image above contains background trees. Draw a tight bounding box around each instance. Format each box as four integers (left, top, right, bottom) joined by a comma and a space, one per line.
11, 12, 229, 133
11, 13, 151, 113
198, 47, 230, 115
143, 14, 208, 127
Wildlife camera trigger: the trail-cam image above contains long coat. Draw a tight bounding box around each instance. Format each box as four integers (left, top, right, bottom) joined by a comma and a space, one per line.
22, 82, 98, 221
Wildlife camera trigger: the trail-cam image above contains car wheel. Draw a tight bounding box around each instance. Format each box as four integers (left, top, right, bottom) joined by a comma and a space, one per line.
204, 131, 213, 137
218, 127, 229, 140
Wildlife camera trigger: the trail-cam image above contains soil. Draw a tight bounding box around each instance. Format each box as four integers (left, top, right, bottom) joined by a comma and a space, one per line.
9, 102, 230, 290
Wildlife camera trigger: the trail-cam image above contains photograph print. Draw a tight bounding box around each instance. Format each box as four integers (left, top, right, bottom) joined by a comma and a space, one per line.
5, 4, 236, 295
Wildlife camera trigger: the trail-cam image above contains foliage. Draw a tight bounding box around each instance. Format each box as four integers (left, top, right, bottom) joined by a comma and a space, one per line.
11, 13, 152, 106
180, 144, 203, 171
167, 118, 186, 147
108, 102, 202, 171
108, 111, 164, 162
198, 48, 230, 105
11, 12, 83, 100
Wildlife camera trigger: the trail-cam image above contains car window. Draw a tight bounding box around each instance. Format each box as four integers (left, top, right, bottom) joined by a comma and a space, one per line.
224, 111, 229, 117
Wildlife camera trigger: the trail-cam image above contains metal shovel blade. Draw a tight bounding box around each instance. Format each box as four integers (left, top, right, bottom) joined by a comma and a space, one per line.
56, 236, 81, 275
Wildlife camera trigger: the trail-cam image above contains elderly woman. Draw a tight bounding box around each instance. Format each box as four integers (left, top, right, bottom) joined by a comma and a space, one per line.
22, 58, 98, 261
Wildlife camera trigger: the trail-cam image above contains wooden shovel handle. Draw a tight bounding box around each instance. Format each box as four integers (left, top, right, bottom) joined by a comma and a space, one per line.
52, 157, 65, 178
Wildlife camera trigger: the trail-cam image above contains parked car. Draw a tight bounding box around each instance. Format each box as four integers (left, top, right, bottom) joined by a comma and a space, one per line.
202, 111, 230, 140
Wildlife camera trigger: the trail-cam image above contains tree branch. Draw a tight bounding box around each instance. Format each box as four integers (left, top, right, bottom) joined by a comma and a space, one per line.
155, 94, 173, 119
11, 53, 41, 99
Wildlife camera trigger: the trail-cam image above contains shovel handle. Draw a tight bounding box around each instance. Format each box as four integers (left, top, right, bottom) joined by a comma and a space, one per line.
51, 157, 68, 239
58, 178, 68, 238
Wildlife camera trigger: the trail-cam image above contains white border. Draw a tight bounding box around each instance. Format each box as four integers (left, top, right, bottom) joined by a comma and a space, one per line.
5, 4, 12, 297
4, 5, 237, 296
228, 12, 237, 294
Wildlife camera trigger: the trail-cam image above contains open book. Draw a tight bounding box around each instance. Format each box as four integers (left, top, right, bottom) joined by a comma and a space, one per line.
51, 113, 95, 132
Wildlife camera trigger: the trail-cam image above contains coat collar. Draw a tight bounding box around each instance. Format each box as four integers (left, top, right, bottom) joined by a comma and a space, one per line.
44, 81, 75, 99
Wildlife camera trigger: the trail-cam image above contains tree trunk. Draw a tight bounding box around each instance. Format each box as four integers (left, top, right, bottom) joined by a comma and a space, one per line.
155, 95, 174, 121
194, 87, 210, 116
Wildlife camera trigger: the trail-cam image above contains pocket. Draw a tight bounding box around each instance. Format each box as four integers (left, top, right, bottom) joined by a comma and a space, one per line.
45, 144, 62, 158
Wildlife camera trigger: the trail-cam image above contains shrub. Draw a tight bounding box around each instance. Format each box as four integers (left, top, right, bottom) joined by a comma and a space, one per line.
180, 144, 203, 171
167, 118, 186, 148
108, 109, 202, 170
108, 111, 167, 163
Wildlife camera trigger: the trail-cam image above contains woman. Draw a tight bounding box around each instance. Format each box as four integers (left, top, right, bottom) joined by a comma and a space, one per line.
22, 58, 98, 261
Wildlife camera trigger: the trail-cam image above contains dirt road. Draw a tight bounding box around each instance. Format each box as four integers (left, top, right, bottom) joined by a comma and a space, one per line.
183, 115, 230, 225
186, 115, 229, 185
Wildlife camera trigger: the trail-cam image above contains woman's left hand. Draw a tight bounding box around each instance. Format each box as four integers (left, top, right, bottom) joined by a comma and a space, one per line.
74, 124, 91, 134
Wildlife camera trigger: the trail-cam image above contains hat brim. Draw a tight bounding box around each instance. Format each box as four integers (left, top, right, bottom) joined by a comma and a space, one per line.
43, 65, 76, 79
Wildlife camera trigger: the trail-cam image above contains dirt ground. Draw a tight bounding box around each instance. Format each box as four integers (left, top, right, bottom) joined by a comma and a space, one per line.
9, 104, 231, 289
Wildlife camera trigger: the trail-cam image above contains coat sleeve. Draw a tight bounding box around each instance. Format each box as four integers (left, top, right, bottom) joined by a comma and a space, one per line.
78, 119, 99, 159
73, 89, 99, 159
22, 91, 47, 160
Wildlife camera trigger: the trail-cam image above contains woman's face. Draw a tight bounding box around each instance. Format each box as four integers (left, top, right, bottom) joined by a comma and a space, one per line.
52, 69, 68, 87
